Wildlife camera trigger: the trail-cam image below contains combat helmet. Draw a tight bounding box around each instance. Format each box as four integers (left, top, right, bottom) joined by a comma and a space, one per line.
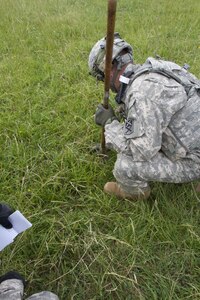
88, 32, 133, 81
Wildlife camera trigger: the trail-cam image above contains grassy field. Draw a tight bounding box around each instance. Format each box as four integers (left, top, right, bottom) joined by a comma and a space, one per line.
0, 0, 200, 299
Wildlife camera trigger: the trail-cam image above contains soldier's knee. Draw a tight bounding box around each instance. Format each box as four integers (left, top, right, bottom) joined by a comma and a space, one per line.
114, 155, 136, 181
26, 291, 59, 300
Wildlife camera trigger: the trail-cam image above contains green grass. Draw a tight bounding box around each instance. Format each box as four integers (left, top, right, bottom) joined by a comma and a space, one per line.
0, 0, 200, 299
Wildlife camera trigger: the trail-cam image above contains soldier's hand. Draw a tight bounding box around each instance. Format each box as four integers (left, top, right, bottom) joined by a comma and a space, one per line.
94, 104, 117, 127
0, 203, 14, 229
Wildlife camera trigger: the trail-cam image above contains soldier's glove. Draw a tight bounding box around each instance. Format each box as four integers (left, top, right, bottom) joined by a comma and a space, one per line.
94, 104, 117, 127
0, 203, 13, 229
0, 271, 26, 286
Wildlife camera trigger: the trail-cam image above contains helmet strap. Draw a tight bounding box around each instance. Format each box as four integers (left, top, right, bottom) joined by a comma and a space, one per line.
115, 63, 136, 104
110, 53, 133, 92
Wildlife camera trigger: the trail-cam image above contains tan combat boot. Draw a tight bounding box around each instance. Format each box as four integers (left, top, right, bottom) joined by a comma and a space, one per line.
104, 182, 150, 201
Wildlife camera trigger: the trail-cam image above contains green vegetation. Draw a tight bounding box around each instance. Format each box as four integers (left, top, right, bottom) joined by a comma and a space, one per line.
0, 0, 200, 299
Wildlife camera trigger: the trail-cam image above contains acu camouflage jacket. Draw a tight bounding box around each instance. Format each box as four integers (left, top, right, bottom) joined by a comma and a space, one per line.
105, 57, 200, 163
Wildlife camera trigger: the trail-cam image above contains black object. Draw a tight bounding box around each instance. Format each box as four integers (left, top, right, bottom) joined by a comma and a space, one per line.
0, 271, 26, 286
0, 203, 13, 229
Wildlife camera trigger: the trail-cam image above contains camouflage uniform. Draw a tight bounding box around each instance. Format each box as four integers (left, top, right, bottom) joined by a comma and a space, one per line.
105, 59, 200, 193
0, 279, 59, 300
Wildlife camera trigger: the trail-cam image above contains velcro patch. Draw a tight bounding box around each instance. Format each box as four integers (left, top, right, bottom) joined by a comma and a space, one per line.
124, 119, 134, 136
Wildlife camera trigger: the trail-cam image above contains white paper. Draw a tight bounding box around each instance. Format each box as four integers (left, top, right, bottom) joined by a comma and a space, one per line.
0, 210, 32, 251
0, 226, 14, 250
8, 210, 32, 233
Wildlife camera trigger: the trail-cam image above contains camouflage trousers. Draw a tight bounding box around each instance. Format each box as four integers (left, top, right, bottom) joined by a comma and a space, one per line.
0, 279, 59, 300
113, 152, 200, 193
